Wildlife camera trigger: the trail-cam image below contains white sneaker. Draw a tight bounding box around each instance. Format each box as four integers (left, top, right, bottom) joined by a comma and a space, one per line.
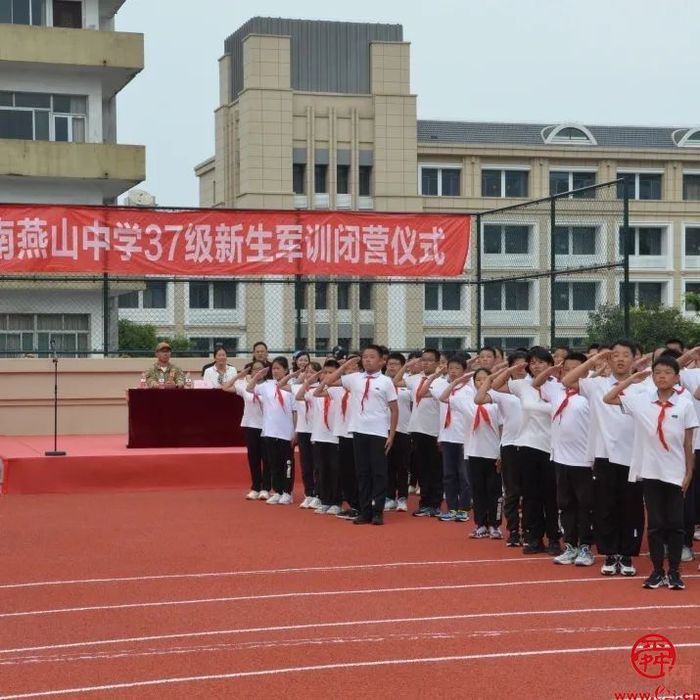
681, 545, 695, 562
299, 496, 313, 509
258, 490, 270, 500
396, 497, 408, 512
488, 526, 503, 540
314, 505, 330, 514
278, 492, 293, 505
308, 497, 322, 509
327, 505, 342, 515
266, 493, 281, 504
384, 498, 397, 511
245, 490, 260, 500
553, 543, 579, 565
574, 545, 595, 567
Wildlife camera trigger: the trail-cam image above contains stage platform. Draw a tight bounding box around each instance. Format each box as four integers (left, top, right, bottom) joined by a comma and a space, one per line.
0, 435, 251, 496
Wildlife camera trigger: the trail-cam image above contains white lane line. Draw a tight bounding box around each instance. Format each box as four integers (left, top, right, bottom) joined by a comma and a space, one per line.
4, 575, 699, 620
2, 603, 697, 655
2, 643, 700, 698
0, 558, 541, 590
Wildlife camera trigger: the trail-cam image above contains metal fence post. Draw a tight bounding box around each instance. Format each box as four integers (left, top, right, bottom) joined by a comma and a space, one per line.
102, 272, 110, 356
475, 214, 482, 349
294, 275, 303, 349
623, 190, 631, 337
549, 197, 556, 348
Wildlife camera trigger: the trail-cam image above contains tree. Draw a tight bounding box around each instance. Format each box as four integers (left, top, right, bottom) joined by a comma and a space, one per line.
586, 304, 700, 350
118, 319, 157, 357
166, 335, 191, 356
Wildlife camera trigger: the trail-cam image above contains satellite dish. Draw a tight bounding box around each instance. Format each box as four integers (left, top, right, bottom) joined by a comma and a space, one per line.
125, 189, 156, 207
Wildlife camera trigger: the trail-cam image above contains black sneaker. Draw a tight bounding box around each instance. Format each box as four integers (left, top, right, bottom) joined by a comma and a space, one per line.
547, 539, 563, 556
643, 570, 666, 589
353, 515, 372, 525
506, 531, 522, 547
336, 508, 359, 520
371, 513, 384, 526
667, 570, 685, 590
522, 539, 545, 554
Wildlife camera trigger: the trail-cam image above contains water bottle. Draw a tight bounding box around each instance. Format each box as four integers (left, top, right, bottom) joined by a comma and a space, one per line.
139, 372, 147, 389
185, 372, 192, 389
158, 375, 165, 388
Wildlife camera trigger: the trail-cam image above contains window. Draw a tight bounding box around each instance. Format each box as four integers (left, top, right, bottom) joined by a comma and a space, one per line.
118, 281, 167, 309
543, 124, 597, 145
419, 166, 461, 196
549, 170, 596, 198
483, 224, 530, 254
685, 283, 700, 311
0, 312, 89, 357
359, 324, 374, 349
483, 336, 533, 351
189, 337, 239, 357
337, 164, 350, 195
292, 164, 305, 195
359, 165, 372, 196
616, 173, 662, 200
0, 0, 45, 24
554, 337, 587, 349
483, 281, 530, 311
683, 174, 700, 201
686, 227, 700, 256
117, 291, 139, 309
188, 281, 237, 309
619, 227, 664, 256
314, 164, 327, 194
424, 337, 464, 351
294, 282, 307, 310
481, 169, 529, 198
359, 283, 373, 310
620, 282, 664, 306
0, 91, 86, 142
337, 282, 350, 310
315, 282, 328, 310
52, 0, 81, 27
554, 226, 596, 255
554, 282, 597, 311
424, 283, 462, 311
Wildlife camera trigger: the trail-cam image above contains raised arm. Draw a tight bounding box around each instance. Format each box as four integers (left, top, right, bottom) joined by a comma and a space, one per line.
222, 366, 252, 391
438, 373, 473, 402
490, 364, 519, 392
295, 371, 322, 401
474, 371, 498, 405
417, 369, 445, 400
277, 369, 302, 391
392, 357, 421, 387
602, 370, 649, 405
318, 357, 360, 391
562, 349, 611, 389
531, 363, 563, 389
246, 367, 270, 394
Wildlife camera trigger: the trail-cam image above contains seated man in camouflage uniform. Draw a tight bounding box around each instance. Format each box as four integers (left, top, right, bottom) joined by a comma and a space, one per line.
145, 341, 185, 388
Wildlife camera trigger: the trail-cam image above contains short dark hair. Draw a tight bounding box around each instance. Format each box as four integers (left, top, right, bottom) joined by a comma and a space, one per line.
508, 350, 529, 367
588, 343, 600, 352
652, 356, 680, 374
378, 345, 390, 357
422, 348, 440, 362
478, 346, 497, 358
527, 346, 554, 366
473, 367, 492, 381
253, 341, 268, 351
611, 339, 636, 356
659, 348, 682, 360
387, 352, 406, 365
666, 338, 685, 350
323, 359, 340, 369
448, 355, 468, 370
271, 355, 289, 372
362, 344, 384, 357
565, 352, 588, 364
407, 350, 422, 361
554, 345, 569, 353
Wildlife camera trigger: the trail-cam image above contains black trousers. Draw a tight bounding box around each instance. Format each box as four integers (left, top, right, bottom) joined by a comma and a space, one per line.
467, 456, 502, 527
297, 432, 316, 497
244, 427, 269, 492
500, 444, 521, 534
519, 446, 559, 543
592, 458, 644, 557
412, 432, 443, 509
555, 462, 594, 547
644, 478, 685, 572
441, 442, 471, 511
409, 435, 418, 488
313, 441, 341, 507
263, 437, 293, 495
352, 432, 388, 518
387, 431, 410, 500
338, 436, 359, 510
684, 451, 699, 546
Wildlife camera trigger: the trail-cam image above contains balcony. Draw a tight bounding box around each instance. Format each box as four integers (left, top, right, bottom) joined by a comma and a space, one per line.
0, 23, 143, 98
0, 139, 145, 200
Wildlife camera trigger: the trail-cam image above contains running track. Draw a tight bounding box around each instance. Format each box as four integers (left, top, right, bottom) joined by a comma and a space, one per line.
0, 490, 698, 698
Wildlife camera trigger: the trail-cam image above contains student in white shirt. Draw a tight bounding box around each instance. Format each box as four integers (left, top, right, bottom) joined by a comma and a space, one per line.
292, 362, 322, 509
385, 352, 413, 512
247, 356, 297, 505
475, 352, 527, 547
298, 360, 341, 515
326, 346, 398, 525
394, 349, 443, 517
435, 356, 473, 522
533, 352, 595, 567
563, 341, 646, 577
604, 356, 697, 590
224, 359, 270, 500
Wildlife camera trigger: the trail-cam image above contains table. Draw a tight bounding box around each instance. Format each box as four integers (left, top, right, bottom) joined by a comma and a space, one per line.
127, 389, 246, 448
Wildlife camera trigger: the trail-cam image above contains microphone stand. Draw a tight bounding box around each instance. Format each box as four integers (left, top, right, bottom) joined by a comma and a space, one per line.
45, 339, 66, 457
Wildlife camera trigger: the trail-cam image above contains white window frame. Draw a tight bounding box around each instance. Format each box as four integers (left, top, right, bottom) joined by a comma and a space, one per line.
482, 335, 536, 351
418, 163, 462, 197
553, 221, 602, 262
682, 170, 700, 201
423, 336, 467, 351
616, 169, 664, 200
682, 222, 700, 270
549, 167, 597, 196
481, 220, 538, 269
554, 280, 600, 312
617, 279, 671, 307
46, 0, 85, 29
674, 127, 700, 148
682, 280, 700, 315
621, 222, 672, 271
423, 282, 464, 312
542, 123, 597, 146
0, 92, 88, 143
483, 280, 533, 312
481, 164, 530, 199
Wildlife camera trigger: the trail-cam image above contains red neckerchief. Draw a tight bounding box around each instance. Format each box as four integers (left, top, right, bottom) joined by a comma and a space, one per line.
416, 376, 428, 405
472, 404, 493, 432
552, 387, 578, 422
361, 374, 377, 413
654, 399, 673, 451
444, 386, 460, 428
275, 385, 286, 410
323, 394, 332, 430
341, 388, 350, 419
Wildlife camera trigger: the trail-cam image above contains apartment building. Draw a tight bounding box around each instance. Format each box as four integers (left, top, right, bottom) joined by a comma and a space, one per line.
184, 17, 700, 353
0, 0, 145, 355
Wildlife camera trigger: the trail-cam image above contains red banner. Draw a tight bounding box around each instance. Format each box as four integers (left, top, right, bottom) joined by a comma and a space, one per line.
0, 205, 470, 277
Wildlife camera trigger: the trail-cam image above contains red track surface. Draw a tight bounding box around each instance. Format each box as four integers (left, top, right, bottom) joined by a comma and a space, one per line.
1, 489, 699, 699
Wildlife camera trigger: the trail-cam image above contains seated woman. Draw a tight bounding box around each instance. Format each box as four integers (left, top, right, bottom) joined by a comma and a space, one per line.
203, 346, 237, 388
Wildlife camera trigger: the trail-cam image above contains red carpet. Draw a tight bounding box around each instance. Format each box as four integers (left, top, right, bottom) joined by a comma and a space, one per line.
0, 435, 250, 495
